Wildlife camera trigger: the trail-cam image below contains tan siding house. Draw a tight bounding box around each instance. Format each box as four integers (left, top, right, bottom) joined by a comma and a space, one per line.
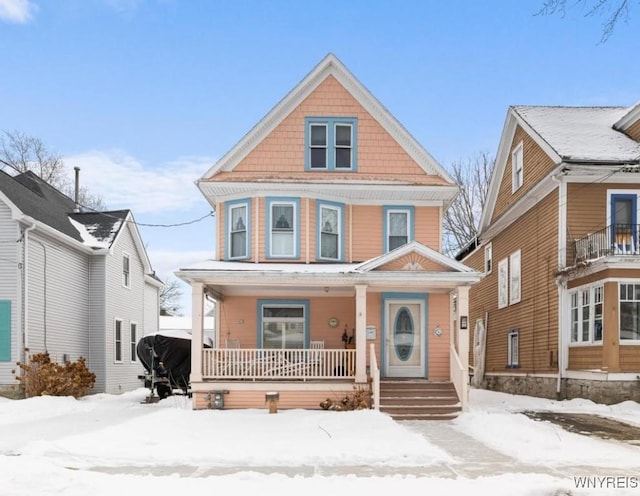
461, 102, 640, 404
177, 54, 482, 415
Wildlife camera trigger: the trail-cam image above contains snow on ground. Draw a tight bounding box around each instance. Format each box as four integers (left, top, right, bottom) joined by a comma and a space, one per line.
1, 387, 640, 495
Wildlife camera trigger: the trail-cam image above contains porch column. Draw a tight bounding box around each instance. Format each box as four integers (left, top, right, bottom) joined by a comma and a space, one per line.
456, 285, 470, 410
190, 282, 204, 383
355, 284, 367, 382
456, 286, 470, 372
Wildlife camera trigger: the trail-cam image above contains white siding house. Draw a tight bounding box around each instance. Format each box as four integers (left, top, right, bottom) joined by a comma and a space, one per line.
0, 170, 162, 395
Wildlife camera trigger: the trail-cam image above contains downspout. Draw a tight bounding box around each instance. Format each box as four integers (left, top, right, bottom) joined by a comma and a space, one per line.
553, 172, 567, 396
21, 221, 36, 366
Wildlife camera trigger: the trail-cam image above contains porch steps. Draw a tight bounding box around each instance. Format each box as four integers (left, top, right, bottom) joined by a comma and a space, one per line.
379, 380, 461, 421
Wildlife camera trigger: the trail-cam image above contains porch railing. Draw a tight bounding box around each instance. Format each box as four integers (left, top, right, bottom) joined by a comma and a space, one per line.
369, 343, 380, 410
574, 224, 640, 263
202, 348, 356, 380
450, 343, 468, 411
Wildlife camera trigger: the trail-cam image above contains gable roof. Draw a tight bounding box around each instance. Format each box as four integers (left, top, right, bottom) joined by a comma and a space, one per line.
480, 104, 640, 234
355, 240, 477, 273
199, 53, 453, 183
513, 106, 640, 163
0, 170, 84, 242
0, 170, 156, 275
69, 210, 129, 249
614, 101, 640, 132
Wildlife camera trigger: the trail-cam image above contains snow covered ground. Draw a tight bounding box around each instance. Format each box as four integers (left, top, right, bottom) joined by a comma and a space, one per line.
1, 388, 639, 495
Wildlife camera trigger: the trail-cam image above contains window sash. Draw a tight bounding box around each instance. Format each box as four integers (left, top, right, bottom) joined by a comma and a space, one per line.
484, 244, 492, 273
509, 250, 521, 304
130, 323, 137, 362
498, 258, 508, 309
309, 124, 328, 169
620, 283, 640, 340
387, 211, 409, 251
320, 205, 340, 260
570, 286, 604, 343
512, 143, 523, 191
334, 123, 352, 169
123, 255, 130, 287
115, 320, 122, 362
262, 306, 305, 349
229, 204, 248, 259
508, 330, 519, 366
269, 202, 296, 257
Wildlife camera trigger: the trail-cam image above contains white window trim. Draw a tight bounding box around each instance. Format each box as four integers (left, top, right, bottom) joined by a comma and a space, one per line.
385, 207, 413, 253
498, 257, 508, 309
130, 321, 138, 362
619, 282, 640, 343
509, 249, 521, 305
512, 141, 523, 193
122, 252, 131, 289
318, 203, 342, 261
334, 122, 353, 169
484, 243, 492, 274
268, 199, 298, 259
114, 318, 123, 363
569, 283, 604, 346
228, 202, 250, 260
507, 329, 519, 367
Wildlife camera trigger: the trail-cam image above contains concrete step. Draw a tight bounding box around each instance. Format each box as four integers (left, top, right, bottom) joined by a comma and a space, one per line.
378, 380, 461, 421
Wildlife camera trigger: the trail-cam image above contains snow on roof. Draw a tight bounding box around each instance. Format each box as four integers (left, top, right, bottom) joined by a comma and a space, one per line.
179, 260, 361, 274
68, 218, 111, 249
514, 106, 640, 163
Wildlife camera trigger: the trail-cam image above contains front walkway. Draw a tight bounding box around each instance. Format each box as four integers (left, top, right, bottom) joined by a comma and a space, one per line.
89, 420, 633, 479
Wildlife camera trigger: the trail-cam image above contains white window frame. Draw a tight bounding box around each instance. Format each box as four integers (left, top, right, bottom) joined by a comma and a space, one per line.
260, 303, 306, 349
498, 258, 508, 309
130, 322, 137, 362
318, 203, 342, 261
334, 122, 353, 169
114, 319, 123, 363
619, 282, 640, 342
484, 243, 492, 274
309, 123, 328, 169
385, 207, 413, 252
509, 249, 521, 305
122, 253, 131, 289
569, 284, 604, 344
268, 199, 298, 258
228, 202, 249, 260
507, 329, 519, 367
512, 141, 523, 193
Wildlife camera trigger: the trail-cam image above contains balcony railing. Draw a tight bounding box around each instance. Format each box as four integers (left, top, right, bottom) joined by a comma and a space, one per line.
574, 224, 640, 263
202, 348, 356, 380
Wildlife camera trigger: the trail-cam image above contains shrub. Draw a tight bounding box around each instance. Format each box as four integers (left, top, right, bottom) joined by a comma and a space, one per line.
14, 352, 96, 398
319, 385, 372, 411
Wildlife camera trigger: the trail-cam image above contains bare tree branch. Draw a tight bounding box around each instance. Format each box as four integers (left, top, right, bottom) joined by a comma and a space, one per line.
0, 130, 105, 211
160, 278, 183, 316
537, 0, 633, 42
443, 152, 495, 257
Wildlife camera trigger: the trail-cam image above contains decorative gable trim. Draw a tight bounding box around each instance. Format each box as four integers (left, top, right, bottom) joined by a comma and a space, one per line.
199, 53, 453, 183
356, 240, 476, 273
479, 107, 562, 233
614, 101, 640, 132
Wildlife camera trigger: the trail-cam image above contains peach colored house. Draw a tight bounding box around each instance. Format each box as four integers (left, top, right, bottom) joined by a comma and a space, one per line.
177, 54, 481, 417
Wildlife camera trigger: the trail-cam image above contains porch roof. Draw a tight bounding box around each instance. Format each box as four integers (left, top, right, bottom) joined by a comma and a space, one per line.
175, 262, 481, 296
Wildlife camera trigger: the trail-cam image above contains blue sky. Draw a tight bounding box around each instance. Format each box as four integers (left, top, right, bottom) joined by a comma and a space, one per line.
1, 0, 638, 313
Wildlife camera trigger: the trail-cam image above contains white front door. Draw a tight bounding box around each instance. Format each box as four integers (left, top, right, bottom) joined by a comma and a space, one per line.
385, 300, 426, 377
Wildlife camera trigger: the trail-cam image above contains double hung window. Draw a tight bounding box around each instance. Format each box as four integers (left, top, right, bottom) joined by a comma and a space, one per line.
306, 118, 357, 171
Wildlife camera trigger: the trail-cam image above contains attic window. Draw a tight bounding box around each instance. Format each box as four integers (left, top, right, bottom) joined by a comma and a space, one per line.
305, 117, 357, 171
512, 141, 523, 192
122, 254, 130, 288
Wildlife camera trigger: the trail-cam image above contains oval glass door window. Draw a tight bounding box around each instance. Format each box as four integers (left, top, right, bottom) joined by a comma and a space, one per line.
394, 307, 414, 361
